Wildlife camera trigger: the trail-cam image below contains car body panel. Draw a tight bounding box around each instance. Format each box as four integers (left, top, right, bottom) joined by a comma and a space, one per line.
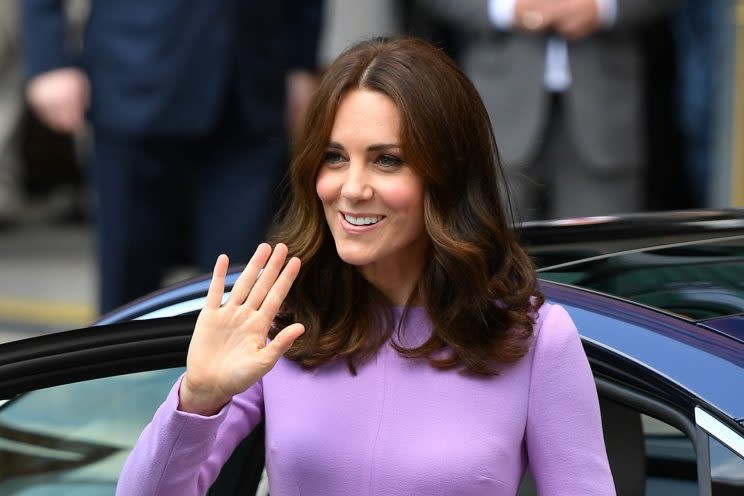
699, 315, 744, 345
544, 282, 744, 421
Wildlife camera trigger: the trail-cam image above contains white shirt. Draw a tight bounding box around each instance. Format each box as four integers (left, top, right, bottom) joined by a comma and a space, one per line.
488, 0, 617, 91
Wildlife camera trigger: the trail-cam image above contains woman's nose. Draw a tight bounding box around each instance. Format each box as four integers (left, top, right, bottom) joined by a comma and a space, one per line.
340, 163, 373, 201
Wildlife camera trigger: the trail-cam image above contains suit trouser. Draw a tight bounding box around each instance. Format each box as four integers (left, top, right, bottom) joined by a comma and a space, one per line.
90, 125, 287, 314
507, 93, 643, 221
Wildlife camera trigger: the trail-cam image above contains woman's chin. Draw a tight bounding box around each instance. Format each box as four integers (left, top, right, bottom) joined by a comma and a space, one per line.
337, 254, 371, 267
334, 246, 374, 267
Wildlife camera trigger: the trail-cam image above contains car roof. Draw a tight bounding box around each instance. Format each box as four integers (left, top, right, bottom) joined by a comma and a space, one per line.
518, 208, 744, 261
537, 234, 744, 321
519, 209, 744, 321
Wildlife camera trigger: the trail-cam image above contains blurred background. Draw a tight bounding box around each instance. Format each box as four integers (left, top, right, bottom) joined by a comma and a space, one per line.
1, 0, 743, 342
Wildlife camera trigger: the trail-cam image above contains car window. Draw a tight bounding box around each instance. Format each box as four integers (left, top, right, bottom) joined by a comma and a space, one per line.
598, 397, 698, 496
539, 237, 744, 320
709, 436, 744, 494
642, 414, 698, 495
0, 367, 184, 494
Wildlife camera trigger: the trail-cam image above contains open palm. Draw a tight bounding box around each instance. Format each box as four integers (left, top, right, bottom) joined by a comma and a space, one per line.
180, 243, 304, 415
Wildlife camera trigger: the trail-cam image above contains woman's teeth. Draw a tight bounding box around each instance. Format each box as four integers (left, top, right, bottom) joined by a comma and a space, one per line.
344, 214, 382, 226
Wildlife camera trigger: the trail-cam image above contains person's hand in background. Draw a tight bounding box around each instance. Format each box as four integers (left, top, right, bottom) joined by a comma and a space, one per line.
286, 70, 317, 142
547, 0, 601, 40
26, 67, 89, 134
514, 0, 555, 33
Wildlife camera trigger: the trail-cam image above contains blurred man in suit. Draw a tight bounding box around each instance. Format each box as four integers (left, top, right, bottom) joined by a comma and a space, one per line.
420, 0, 678, 220
22, 1, 322, 312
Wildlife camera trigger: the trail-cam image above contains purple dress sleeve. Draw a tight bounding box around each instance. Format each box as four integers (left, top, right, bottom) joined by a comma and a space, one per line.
526, 304, 616, 494
115, 374, 264, 496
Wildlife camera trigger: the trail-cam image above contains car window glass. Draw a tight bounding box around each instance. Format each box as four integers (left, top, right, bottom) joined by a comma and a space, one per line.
0, 367, 184, 494
709, 436, 744, 494
642, 414, 698, 495
539, 238, 744, 320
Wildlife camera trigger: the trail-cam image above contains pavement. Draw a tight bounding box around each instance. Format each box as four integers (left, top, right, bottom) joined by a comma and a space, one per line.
0, 221, 96, 344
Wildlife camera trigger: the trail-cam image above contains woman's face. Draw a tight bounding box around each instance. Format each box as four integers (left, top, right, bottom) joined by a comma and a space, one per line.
316, 89, 428, 296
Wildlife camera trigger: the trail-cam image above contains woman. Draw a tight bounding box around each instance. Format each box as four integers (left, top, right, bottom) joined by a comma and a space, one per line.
117, 37, 614, 495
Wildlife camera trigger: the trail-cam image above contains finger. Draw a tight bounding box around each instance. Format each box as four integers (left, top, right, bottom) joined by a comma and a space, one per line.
244, 243, 289, 309
261, 323, 305, 365
557, 18, 591, 40
205, 254, 229, 308
536, 4, 562, 25
227, 243, 272, 305
258, 256, 301, 317
551, 12, 575, 32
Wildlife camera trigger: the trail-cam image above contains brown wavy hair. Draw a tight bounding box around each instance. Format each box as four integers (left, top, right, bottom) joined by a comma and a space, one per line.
269, 37, 543, 375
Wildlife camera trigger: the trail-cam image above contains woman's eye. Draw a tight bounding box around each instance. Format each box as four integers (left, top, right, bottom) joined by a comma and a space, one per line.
376, 154, 403, 168
323, 151, 346, 165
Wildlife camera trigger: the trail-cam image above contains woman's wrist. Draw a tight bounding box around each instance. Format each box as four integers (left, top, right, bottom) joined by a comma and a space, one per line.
178, 374, 229, 416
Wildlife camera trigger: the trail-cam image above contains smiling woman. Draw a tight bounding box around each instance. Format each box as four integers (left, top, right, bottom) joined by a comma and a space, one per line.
271, 37, 544, 375
117, 37, 616, 496
315, 90, 427, 305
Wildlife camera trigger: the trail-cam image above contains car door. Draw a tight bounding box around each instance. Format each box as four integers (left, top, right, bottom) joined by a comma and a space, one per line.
542, 281, 744, 496
0, 315, 267, 495
0, 316, 191, 494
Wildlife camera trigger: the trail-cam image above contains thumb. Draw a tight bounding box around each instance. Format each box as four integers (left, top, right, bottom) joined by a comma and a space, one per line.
262, 323, 305, 364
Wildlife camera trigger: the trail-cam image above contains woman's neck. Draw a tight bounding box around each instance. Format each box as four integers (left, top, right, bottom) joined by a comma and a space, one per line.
359, 259, 424, 306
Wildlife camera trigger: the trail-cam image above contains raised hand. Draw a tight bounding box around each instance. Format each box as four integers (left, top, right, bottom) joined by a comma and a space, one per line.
179, 243, 304, 416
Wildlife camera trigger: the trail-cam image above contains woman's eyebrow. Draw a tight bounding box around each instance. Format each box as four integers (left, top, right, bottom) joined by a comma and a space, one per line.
367, 143, 401, 151
326, 142, 401, 151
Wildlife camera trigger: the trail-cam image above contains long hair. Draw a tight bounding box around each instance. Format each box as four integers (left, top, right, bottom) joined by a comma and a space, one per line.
269, 37, 543, 375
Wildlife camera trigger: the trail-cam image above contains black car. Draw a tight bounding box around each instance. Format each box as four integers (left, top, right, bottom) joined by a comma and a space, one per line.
1, 209, 743, 495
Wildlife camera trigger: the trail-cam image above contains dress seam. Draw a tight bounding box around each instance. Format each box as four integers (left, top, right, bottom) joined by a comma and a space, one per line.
367, 347, 389, 495
152, 417, 189, 494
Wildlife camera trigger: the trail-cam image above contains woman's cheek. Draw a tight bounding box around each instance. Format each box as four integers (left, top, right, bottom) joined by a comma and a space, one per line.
315, 170, 336, 203
379, 178, 425, 211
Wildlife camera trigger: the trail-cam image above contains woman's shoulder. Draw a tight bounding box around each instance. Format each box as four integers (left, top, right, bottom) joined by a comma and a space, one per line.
530, 301, 581, 350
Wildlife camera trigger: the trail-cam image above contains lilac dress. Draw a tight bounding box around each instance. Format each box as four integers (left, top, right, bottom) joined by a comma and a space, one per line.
116, 303, 615, 495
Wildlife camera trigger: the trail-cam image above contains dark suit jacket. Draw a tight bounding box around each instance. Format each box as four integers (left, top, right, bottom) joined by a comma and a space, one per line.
22, 0, 322, 137
420, 0, 678, 171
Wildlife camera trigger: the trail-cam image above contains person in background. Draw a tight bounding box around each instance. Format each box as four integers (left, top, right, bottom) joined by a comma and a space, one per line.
420, 0, 679, 221
117, 37, 615, 496
21, 0, 323, 313
0, 0, 23, 226
673, 0, 721, 208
